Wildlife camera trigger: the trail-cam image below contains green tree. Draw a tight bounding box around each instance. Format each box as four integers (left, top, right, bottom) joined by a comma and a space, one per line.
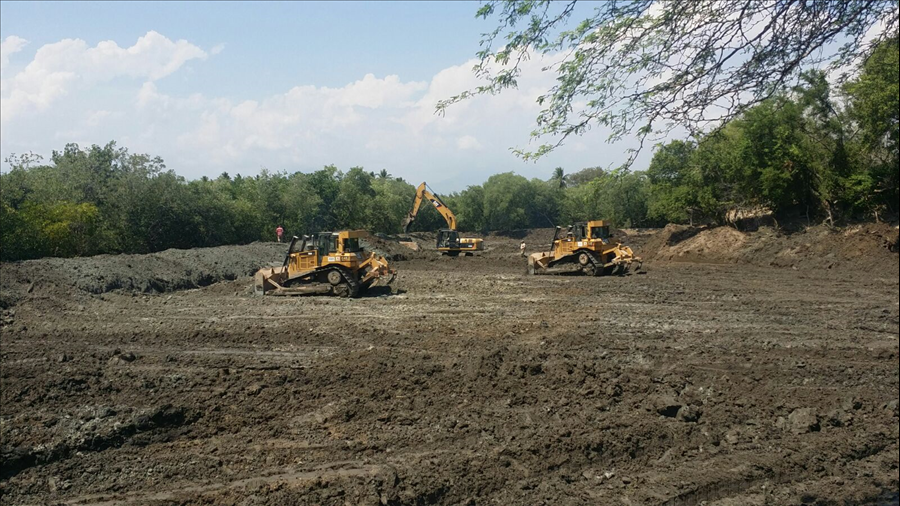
308, 165, 341, 230
441, 0, 897, 162
844, 37, 900, 218
453, 185, 487, 231
529, 178, 563, 227
333, 167, 376, 229
550, 167, 566, 189
369, 176, 416, 233
482, 172, 535, 229
565, 167, 605, 187
646, 140, 703, 225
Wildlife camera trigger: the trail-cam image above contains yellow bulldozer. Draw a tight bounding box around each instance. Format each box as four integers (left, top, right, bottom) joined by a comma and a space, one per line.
528, 220, 642, 276
254, 230, 395, 297
401, 182, 483, 256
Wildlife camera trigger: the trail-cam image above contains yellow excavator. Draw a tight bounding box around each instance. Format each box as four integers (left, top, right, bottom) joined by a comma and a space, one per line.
254, 230, 395, 297
401, 182, 483, 256
528, 220, 641, 276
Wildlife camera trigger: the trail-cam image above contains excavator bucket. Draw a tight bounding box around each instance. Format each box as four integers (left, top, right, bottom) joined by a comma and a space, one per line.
401, 213, 415, 233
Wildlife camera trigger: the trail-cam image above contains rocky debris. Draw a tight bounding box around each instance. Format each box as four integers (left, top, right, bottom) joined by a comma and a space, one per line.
677, 404, 702, 423
108, 351, 137, 365
780, 408, 821, 434
652, 394, 683, 418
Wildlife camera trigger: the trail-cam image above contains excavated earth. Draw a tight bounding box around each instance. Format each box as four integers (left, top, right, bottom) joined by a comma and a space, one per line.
1, 225, 898, 505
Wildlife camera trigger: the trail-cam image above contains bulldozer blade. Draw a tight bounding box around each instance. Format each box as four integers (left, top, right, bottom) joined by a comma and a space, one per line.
380, 270, 396, 286
266, 285, 333, 296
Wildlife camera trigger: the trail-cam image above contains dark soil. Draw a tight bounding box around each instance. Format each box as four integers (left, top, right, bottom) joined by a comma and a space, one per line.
1, 226, 897, 505
0, 242, 288, 309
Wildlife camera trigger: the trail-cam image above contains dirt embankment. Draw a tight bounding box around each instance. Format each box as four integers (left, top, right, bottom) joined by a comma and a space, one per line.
2, 223, 896, 310
638, 222, 899, 270
362, 234, 431, 261
0, 242, 288, 308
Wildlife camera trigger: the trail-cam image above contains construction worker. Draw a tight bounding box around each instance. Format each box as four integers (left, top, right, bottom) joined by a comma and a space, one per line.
275, 225, 284, 243
520, 241, 527, 257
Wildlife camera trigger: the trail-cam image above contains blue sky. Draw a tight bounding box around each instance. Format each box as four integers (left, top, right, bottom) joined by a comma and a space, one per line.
1, 1, 652, 190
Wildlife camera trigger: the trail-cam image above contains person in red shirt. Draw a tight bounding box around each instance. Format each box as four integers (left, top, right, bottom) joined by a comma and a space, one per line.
275, 225, 284, 243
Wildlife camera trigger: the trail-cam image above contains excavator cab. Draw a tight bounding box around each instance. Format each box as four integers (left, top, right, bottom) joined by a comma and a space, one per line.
437, 229, 461, 250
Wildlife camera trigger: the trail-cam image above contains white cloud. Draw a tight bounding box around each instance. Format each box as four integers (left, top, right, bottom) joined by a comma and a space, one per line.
1, 31, 652, 189
0, 35, 28, 72
456, 135, 482, 151
85, 109, 113, 126
1, 31, 206, 123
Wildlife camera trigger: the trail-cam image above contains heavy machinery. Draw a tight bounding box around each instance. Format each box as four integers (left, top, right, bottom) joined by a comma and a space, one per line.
254, 230, 395, 297
401, 182, 483, 256
528, 220, 642, 276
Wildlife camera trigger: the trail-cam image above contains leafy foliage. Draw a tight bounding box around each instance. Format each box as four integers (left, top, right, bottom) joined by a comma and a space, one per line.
441, 0, 898, 162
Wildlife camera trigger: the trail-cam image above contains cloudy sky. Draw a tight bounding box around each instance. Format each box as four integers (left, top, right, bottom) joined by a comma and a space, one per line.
3, 1, 660, 189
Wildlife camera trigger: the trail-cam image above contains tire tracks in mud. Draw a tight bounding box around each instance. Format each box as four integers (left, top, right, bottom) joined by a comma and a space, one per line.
0, 405, 198, 481
656, 436, 896, 506
59, 460, 385, 505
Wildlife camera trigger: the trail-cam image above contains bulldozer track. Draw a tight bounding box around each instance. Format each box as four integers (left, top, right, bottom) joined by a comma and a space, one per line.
279, 265, 361, 298
335, 265, 361, 298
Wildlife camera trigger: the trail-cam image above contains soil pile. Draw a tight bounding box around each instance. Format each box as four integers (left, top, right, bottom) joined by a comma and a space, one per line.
0, 242, 287, 308
641, 222, 899, 270
363, 234, 431, 261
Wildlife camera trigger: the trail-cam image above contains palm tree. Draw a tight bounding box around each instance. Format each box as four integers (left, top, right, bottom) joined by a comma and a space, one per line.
378, 169, 390, 179
551, 167, 566, 188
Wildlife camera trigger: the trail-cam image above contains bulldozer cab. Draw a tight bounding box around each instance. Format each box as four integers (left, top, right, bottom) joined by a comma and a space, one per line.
341, 236, 362, 253
587, 221, 610, 240
567, 221, 610, 241
436, 229, 461, 249
300, 231, 365, 257
314, 233, 338, 254
570, 223, 588, 240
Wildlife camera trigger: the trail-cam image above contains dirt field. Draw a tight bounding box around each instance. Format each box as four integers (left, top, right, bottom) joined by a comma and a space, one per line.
1, 225, 898, 505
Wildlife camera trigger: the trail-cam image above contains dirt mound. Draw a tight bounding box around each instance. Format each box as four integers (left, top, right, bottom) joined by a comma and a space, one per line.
0, 242, 287, 308
642, 222, 899, 270
364, 234, 431, 261
641, 224, 749, 264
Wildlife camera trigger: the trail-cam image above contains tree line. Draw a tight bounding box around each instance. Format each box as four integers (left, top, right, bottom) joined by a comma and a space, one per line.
1, 39, 896, 261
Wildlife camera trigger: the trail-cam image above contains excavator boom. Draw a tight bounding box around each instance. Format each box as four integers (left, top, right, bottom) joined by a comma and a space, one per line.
402, 182, 457, 232
401, 182, 483, 255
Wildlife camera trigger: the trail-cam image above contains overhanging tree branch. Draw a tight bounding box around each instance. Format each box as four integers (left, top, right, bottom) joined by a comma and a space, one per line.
438, 0, 899, 165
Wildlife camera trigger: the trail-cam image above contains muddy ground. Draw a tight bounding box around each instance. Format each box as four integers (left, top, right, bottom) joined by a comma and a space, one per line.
1, 225, 898, 505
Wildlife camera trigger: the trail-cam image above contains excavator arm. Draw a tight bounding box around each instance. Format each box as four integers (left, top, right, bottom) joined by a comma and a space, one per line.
402, 182, 457, 232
